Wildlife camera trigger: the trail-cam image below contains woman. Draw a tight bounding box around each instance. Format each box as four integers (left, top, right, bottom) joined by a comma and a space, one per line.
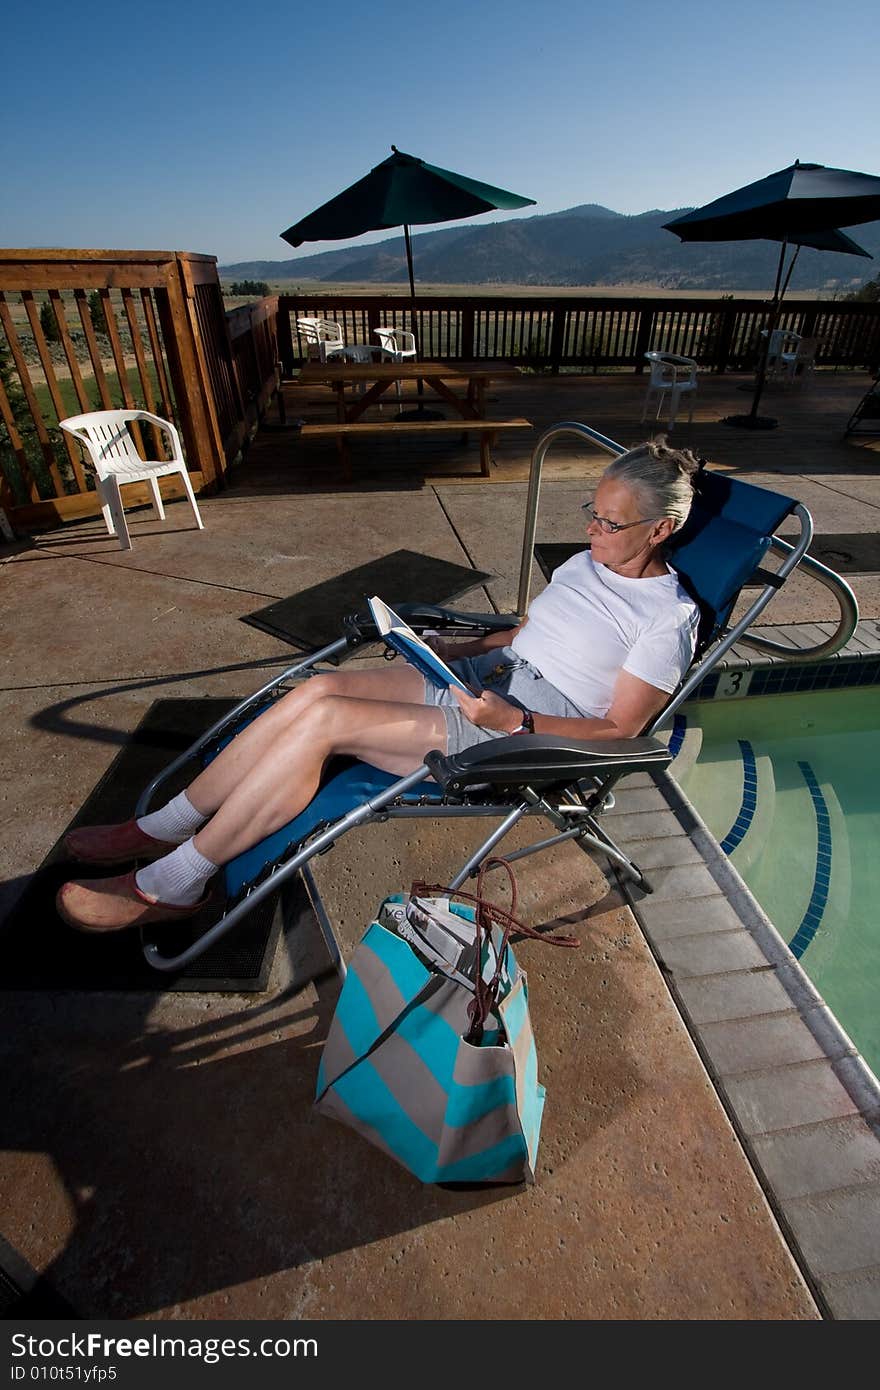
58, 438, 702, 933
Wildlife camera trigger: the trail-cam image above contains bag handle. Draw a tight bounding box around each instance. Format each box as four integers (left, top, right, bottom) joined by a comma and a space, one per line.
412, 857, 580, 1044
411, 859, 581, 951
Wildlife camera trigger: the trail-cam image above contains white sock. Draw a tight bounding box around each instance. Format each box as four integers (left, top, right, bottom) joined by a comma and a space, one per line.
136, 790, 207, 844
135, 838, 218, 906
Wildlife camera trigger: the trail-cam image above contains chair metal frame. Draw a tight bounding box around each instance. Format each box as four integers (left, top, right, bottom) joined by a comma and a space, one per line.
134, 422, 858, 976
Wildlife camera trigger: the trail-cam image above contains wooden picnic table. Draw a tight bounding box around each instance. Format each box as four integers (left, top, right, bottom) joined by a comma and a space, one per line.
297, 360, 530, 478
298, 358, 523, 422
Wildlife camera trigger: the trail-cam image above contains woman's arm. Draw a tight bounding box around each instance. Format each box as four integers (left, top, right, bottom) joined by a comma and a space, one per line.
430, 618, 526, 662
452, 667, 670, 739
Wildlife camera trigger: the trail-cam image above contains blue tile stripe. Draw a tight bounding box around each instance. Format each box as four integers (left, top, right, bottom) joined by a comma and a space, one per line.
692, 655, 880, 702
667, 713, 687, 759
719, 740, 758, 854
788, 761, 832, 960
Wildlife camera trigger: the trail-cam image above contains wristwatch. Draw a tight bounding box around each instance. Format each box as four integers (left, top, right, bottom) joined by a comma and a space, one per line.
510, 709, 534, 735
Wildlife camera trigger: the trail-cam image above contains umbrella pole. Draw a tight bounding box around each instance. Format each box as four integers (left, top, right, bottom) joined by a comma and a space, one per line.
396, 221, 444, 419
748, 240, 794, 421
404, 222, 418, 352
403, 222, 424, 403
779, 243, 801, 300
726, 241, 789, 430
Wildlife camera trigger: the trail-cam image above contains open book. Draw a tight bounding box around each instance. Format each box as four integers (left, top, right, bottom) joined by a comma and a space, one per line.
367, 596, 472, 693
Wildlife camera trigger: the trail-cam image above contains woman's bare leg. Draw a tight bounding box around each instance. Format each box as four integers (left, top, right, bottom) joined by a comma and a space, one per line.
193, 692, 447, 866
184, 664, 426, 817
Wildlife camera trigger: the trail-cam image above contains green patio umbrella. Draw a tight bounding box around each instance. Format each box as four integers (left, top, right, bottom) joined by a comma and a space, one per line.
281, 146, 536, 393
281, 146, 535, 305
664, 161, 880, 428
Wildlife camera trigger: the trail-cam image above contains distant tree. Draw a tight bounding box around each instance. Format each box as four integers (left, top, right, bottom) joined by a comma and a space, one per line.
39, 299, 61, 343
230, 280, 270, 297
0, 337, 21, 413
88, 290, 109, 336
844, 275, 880, 302
0, 335, 43, 502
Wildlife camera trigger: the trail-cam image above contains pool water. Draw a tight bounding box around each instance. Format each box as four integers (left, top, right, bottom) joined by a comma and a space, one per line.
670, 688, 880, 1080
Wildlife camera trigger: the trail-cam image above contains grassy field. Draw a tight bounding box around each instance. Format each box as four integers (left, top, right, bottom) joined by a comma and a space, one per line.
223, 278, 833, 306
2, 363, 167, 503
26, 363, 164, 419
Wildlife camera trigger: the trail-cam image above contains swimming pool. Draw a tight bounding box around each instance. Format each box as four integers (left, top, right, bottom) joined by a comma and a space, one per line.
669, 687, 880, 1081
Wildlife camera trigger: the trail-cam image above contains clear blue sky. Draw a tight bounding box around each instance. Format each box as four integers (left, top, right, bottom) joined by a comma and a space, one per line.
2, 0, 878, 266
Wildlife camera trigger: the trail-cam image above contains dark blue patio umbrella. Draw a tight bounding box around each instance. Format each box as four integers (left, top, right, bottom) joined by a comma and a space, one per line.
664, 161, 880, 428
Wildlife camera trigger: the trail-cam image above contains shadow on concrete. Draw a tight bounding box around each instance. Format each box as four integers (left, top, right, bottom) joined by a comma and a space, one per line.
0, 890, 642, 1318
21, 661, 299, 749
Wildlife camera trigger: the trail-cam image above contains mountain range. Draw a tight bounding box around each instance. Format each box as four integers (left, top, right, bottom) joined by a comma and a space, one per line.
221, 203, 880, 292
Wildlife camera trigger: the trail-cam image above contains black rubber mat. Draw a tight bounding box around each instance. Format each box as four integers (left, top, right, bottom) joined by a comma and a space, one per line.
242, 549, 493, 649
0, 1235, 78, 1318
0, 699, 281, 993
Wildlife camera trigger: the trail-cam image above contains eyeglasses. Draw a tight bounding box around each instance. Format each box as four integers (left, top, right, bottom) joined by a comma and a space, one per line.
581, 503, 663, 535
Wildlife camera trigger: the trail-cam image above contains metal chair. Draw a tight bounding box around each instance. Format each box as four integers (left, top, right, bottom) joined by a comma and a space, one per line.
132, 421, 858, 975
641, 351, 698, 429
59, 410, 204, 552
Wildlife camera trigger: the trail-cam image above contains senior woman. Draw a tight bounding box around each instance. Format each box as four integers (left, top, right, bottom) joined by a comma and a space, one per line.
58, 437, 702, 933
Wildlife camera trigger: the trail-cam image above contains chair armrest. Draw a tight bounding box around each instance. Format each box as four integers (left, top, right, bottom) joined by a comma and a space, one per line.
342, 603, 520, 644
425, 733, 672, 794
395, 603, 519, 633
129, 410, 184, 458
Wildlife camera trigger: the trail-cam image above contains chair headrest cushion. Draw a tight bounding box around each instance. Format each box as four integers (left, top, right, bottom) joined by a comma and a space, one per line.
667, 471, 798, 637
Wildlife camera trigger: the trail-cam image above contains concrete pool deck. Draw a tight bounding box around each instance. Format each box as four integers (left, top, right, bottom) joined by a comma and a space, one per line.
1, 369, 878, 1319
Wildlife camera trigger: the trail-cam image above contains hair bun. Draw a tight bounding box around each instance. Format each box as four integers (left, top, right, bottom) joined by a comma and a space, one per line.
679, 452, 702, 480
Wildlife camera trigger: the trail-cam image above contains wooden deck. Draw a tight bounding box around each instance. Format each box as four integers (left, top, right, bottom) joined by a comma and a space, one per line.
235, 368, 880, 494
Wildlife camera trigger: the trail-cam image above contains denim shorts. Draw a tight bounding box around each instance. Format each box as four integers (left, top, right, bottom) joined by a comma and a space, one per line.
422, 647, 583, 755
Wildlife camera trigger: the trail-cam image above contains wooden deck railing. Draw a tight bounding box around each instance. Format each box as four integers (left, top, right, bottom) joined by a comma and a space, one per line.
0, 250, 279, 530
3, 258, 878, 533
278, 294, 880, 376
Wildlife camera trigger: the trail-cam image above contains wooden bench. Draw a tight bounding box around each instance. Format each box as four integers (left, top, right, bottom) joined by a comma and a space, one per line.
300, 417, 533, 480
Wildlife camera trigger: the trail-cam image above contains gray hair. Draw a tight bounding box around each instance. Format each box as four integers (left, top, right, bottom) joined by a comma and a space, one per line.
603, 436, 701, 533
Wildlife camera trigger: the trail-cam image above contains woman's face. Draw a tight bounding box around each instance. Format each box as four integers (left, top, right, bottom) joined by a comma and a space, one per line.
586, 478, 672, 574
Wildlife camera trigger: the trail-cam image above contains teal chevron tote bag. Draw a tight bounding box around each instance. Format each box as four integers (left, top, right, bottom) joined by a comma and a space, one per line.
315, 861, 579, 1185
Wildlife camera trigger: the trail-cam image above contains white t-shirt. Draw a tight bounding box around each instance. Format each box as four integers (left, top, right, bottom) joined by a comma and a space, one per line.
511, 550, 700, 717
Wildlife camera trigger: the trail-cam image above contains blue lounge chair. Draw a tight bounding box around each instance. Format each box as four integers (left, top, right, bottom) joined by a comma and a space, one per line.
136, 422, 858, 974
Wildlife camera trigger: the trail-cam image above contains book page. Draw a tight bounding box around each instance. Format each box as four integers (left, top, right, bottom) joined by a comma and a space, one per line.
367, 596, 472, 693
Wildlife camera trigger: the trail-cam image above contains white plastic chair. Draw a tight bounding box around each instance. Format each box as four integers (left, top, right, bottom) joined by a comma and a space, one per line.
764, 329, 802, 380
296, 317, 346, 362
374, 326, 417, 399
779, 335, 819, 387
640, 351, 698, 429
59, 410, 204, 552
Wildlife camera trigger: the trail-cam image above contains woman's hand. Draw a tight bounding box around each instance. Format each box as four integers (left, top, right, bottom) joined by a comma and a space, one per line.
425, 634, 456, 662
452, 686, 525, 734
